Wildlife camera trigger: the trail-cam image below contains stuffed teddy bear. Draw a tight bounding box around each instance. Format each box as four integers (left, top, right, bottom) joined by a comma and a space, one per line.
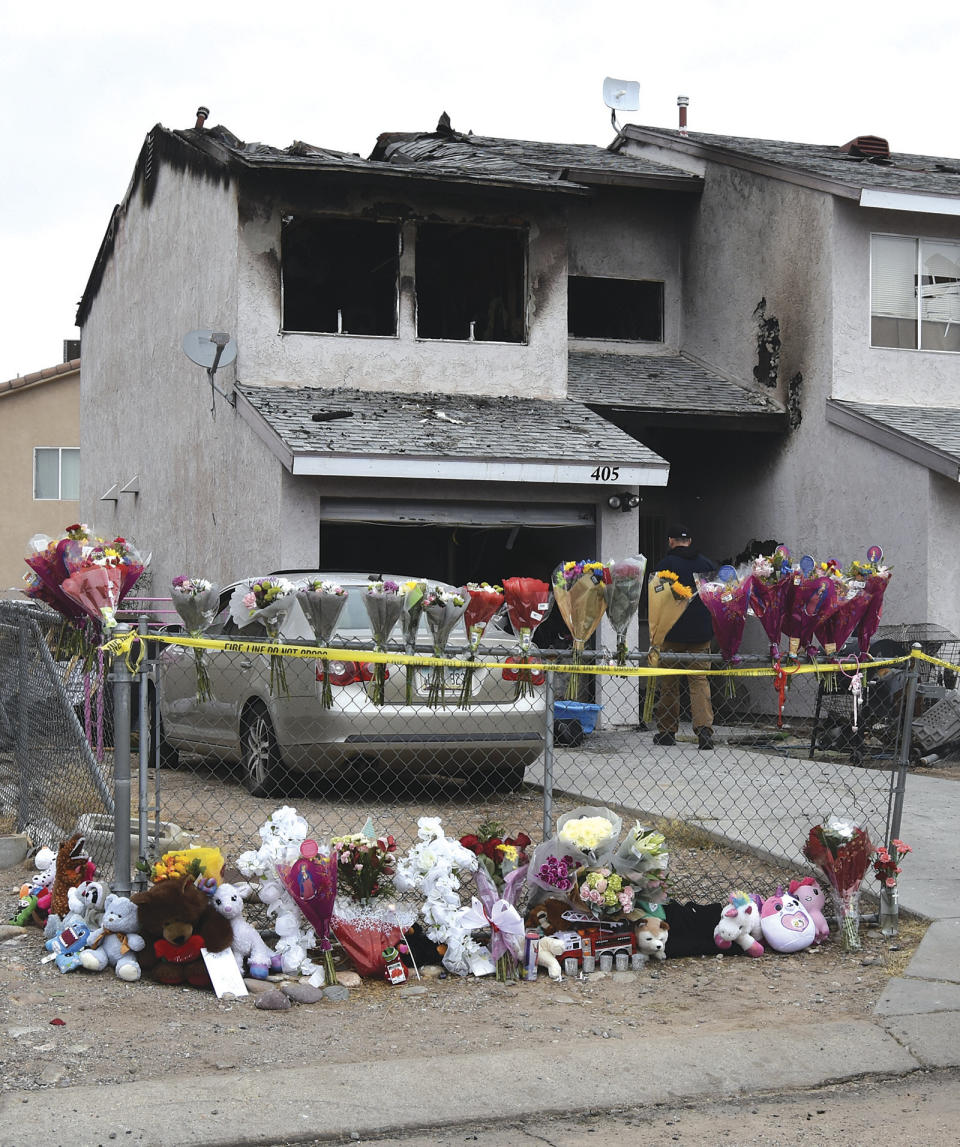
534, 935, 566, 980
133, 876, 233, 989
714, 890, 764, 957
209, 881, 280, 979
524, 898, 572, 936
79, 894, 144, 981
49, 834, 95, 920
634, 915, 669, 960
788, 877, 829, 943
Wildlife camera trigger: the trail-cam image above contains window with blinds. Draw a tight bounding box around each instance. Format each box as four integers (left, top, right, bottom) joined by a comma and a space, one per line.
871, 234, 960, 352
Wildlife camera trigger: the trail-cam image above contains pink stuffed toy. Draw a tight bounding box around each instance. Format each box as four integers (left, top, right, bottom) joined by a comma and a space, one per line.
759, 889, 815, 953
788, 877, 829, 943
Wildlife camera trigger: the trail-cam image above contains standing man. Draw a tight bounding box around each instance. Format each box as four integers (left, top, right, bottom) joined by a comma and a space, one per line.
653, 524, 715, 750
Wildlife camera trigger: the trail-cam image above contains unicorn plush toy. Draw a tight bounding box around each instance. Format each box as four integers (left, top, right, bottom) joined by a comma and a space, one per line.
714, 890, 764, 957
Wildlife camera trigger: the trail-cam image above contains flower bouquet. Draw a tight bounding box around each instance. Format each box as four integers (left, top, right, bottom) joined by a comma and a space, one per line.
458, 820, 531, 893
782, 557, 840, 662
422, 585, 467, 707
459, 863, 528, 981
612, 822, 669, 909
556, 805, 622, 865
873, 837, 911, 936
150, 846, 225, 884
330, 899, 414, 979
694, 565, 751, 699
604, 555, 647, 666
502, 577, 551, 700
24, 524, 95, 627
527, 840, 579, 897
278, 839, 338, 987
171, 576, 220, 702
458, 582, 504, 708
850, 548, 892, 655
643, 568, 696, 724
394, 816, 491, 977
230, 576, 297, 695
572, 866, 638, 921
802, 816, 874, 951
747, 546, 794, 663
298, 579, 349, 708
59, 534, 147, 632
399, 580, 427, 705
331, 820, 397, 904
362, 580, 403, 705
552, 560, 608, 700
328, 819, 404, 977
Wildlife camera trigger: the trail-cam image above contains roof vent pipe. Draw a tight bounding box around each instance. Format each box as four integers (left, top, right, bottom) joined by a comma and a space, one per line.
195, 106, 210, 130
677, 95, 689, 136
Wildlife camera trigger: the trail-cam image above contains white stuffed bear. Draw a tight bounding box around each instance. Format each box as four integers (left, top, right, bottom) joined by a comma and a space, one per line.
44, 879, 110, 939
210, 881, 279, 979
535, 935, 567, 980
79, 894, 144, 981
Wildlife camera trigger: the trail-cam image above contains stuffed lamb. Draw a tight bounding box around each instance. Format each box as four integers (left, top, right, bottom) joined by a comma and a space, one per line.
79, 893, 144, 981
210, 881, 279, 979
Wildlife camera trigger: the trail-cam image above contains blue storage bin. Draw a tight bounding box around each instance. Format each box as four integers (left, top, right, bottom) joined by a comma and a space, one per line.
553, 700, 603, 735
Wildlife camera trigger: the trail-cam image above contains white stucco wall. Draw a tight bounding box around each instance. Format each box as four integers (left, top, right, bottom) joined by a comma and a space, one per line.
80, 158, 287, 594
832, 199, 960, 405
926, 471, 960, 635
235, 187, 569, 399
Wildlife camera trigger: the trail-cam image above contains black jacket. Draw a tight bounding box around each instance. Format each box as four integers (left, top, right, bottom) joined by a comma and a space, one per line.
655, 545, 715, 644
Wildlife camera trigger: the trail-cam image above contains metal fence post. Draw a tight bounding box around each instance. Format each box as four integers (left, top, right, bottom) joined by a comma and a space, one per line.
136, 617, 150, 888
543, 669, 555, 840
111, 625, 133, 895
887, 642, 921, 847
16, 613, 31, 832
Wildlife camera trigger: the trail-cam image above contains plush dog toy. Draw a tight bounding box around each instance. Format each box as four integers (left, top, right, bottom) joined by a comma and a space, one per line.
634, 915, 669, 960
209, 881, 279, 979
788, 877, 829, 943
133, 876, 233, 989
79, 894, 144, 981
714, 890, 764, 957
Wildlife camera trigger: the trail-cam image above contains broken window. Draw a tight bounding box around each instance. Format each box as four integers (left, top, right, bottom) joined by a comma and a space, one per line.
568, 276, 664, 342
282, 218, 399, 335
871, 234, 960, 352
415, 223, 525, 342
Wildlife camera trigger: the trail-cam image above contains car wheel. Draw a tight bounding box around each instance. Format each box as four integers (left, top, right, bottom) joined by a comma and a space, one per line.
148, 690, 180, 768
241, 702, 284, 797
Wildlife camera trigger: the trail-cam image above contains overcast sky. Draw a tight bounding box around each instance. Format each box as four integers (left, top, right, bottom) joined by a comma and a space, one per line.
2, 0, 960, 383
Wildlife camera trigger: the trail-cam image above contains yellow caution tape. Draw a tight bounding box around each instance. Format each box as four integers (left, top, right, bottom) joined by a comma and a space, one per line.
100, 628, 930, 680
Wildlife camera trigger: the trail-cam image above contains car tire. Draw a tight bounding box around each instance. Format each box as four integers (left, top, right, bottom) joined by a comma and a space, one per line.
241, 702, 285, 797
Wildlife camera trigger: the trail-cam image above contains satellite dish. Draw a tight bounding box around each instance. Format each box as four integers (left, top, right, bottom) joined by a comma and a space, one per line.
603, 77, 640, 112
182, 330, 237, 371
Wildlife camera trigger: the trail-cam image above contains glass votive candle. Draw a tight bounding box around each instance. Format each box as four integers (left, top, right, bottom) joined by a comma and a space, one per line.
563, 957, 578, 978
582, 955, 596, 974
615, 952, 629, 971
631, 953, 646, 970
599, 953, 613, 972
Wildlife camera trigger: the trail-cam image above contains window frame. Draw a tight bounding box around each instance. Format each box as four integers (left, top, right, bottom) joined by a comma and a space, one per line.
870, 231, 960, 354
280, 215, 402, 339
33, 446, 80, 501
567, 274, 665, 343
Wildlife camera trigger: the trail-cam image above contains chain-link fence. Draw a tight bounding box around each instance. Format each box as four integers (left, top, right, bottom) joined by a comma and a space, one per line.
6, 601, 956, 905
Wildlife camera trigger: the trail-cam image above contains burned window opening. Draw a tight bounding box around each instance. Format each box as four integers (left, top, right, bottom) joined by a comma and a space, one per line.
282, 218, 399, 336
415, 223, 525, 343
568, 276, 663, 341
753, 298, 781, 388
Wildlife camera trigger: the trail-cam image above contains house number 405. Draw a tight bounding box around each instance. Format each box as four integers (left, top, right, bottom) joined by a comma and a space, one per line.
590, 466, 620, 482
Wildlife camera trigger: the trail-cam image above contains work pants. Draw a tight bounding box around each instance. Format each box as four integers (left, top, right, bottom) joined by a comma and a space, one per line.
655, 639, 714, 734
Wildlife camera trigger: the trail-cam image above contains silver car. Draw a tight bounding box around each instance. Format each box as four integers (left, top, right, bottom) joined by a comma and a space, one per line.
154, 573, 545, 795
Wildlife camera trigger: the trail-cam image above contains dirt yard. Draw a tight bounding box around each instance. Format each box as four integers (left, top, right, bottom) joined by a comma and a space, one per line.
1, 845, 926, 1096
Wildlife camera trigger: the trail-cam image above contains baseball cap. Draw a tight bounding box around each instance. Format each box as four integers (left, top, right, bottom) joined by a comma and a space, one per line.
667, 523, 692, 541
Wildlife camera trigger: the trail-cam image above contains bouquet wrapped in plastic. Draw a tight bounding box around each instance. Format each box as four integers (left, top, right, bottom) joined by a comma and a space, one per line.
422, 585, 467, 707
331, 820, 396, 904
802, 816, 874, 951
458, 864, 528, 980
571, 865, 639, 921
458, 583, 504, 708
782, 557, 840, 661
556, 805, 622, 866
747, 547, 794, 663
814, 573, 870, 658
612, 822, 669, 909
399, 580, 427, 705
278, 839, 338, 986
331, 900, 413, 978
527, 839, 580, 897
362, 580, 403, 705
230, 576, 297, 695
502, 577, 551, 700
850, 548, 892, 654
23, 524, 93, 624
298, 580, 349, 708
552, 560, 608, 700
58, 533, 147, 632
643, 568, 696, 724
459, 821, 531, 893
171, 576, 220, 702
694, 564, 750, 698
604, 555, 647, 666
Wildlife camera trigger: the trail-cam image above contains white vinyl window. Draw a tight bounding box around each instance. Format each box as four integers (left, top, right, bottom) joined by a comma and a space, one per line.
34, 447, 79, 500
871, 234, 960, 352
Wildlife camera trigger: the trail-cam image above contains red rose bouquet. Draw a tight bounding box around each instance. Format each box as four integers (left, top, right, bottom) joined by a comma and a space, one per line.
458, 820, 531, 893
458, 582, 504, 708
502, 577, 551, 700
803, 817, 874, 951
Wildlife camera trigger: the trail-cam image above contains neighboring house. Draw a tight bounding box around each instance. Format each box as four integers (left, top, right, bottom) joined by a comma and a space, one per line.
75, 111, 782, 638
615, 126, 960, 634
0, 355, 80, 598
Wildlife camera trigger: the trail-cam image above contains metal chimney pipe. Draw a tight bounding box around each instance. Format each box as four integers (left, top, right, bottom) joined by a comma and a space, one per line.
677, 96, 689, 135
195, 106, 210, 130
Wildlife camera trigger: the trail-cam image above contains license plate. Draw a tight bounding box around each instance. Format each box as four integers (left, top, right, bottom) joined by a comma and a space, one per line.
417, 667, 467, 692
